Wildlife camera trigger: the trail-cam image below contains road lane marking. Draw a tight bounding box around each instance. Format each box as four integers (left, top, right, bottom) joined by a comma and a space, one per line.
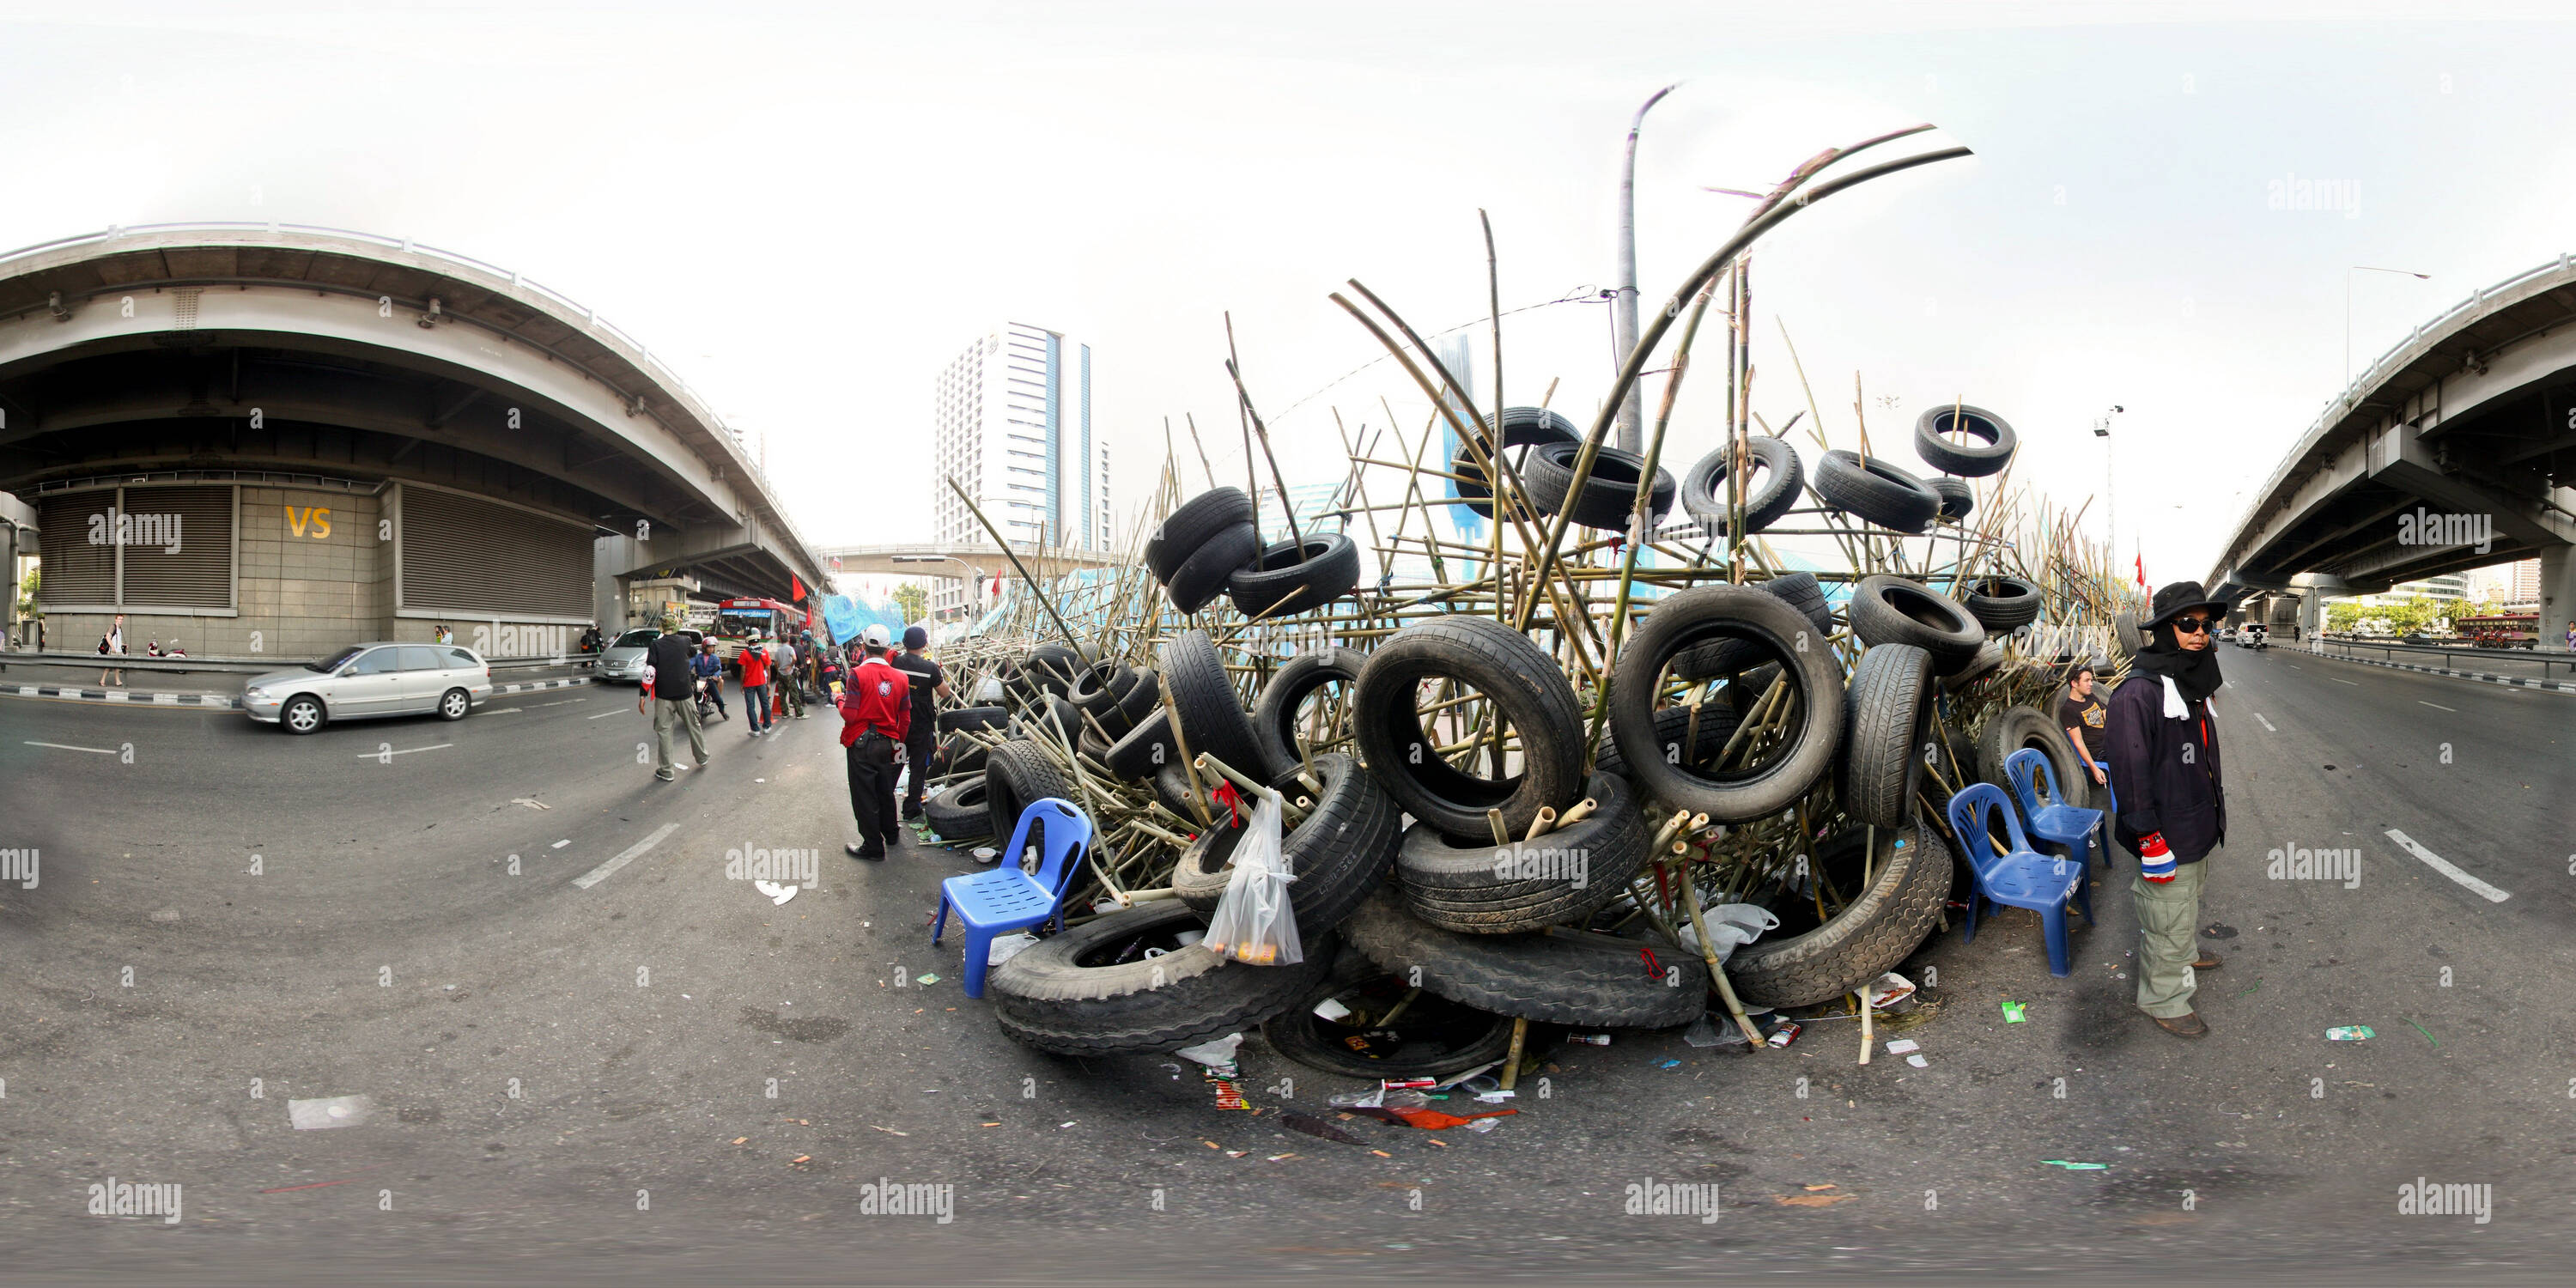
2384, 829, 2511, 904
571, 822, 680, 890
586, 710, 623, 720
2253, 714, 2277, 732
484, 708, 525, 715
533, 699, 582, 708
2331, 677, 2358, 685
2418, 701, 2455, 712
350, 744, 453, 759
24, 740, 115, 754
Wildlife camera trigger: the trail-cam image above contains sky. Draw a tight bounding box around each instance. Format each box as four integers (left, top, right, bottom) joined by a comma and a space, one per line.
5, 0, 2573, 588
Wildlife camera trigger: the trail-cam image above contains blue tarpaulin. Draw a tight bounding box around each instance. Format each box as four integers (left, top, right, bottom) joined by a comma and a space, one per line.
821, 592, 909, 647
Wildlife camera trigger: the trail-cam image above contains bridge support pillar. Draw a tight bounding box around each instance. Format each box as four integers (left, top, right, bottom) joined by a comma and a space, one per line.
2297, 591, 2323, 641
2543, 545, 2576, 652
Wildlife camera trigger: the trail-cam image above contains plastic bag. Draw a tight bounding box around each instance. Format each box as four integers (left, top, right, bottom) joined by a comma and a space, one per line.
1675, 903, 1778, 963
1202, 796, 1302, 966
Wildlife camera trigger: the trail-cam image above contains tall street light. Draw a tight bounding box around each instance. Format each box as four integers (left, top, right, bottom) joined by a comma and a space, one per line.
2348, 265, 2432, 390
1613, 82, 1680, 455
2093, 405, 2124, 558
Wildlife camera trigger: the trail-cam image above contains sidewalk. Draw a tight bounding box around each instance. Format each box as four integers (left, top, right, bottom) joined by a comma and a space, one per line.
2301, 641, 2576, 694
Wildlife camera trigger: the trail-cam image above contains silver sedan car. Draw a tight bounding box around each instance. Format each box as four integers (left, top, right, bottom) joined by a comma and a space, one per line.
242, 641, 495, 733
596, 628, 700, 684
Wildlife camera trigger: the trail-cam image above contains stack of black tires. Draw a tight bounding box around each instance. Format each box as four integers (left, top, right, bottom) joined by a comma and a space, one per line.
1141, 487, 1363, 618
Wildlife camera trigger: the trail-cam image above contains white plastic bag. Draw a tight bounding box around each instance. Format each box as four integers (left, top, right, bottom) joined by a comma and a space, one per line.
1202, 796, 1302, 966
1675, 903, 1778, 963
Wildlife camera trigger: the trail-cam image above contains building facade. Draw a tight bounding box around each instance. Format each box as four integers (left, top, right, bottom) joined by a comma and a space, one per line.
929, 323, 1109, 617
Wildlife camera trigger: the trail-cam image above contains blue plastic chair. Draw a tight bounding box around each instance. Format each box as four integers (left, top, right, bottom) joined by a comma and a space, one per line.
932, 797, 1094, 999
1947, 783, 2089, 978
2003, 746, 2109, 872
2091, 760, 2117, 817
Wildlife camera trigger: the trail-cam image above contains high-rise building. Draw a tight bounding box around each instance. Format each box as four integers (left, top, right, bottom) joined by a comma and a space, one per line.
929, 323, 1109, 617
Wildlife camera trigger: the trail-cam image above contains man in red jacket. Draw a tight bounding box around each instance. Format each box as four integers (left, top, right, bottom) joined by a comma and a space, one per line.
738, 634, 775, 737
837, 623, 912, 860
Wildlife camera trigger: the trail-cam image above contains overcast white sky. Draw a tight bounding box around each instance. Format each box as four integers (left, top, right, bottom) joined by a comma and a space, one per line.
7, 1, 2573, 587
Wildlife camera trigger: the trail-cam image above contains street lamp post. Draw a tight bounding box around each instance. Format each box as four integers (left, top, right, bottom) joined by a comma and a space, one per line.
2347, 265, 2432, 391
2092, 405, 2124, 558
1613, 82, 1680, 455
890, 554, 985, 622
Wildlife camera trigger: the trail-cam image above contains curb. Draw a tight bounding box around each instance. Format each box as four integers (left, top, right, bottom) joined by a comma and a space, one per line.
2302, 648, 2576, 695
3, 675, 598, 711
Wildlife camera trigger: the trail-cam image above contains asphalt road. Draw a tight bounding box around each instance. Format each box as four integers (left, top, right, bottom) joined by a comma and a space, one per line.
0, 658, 2568, 1286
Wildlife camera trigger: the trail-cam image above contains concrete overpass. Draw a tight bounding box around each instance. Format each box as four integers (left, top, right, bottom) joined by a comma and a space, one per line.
0, 223, 826, 653
2208, 254, 2576, 635
818, 542, 1128, 580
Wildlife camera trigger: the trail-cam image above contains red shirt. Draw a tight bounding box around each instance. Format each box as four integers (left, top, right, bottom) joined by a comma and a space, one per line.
738, 645, 771, 688
839, 655, 911, 745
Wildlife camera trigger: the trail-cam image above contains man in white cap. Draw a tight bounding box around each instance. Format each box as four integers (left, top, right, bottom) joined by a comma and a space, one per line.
835, 623, 912, 860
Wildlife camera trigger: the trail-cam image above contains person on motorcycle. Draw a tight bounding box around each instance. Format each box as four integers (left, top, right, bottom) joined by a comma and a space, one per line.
691, 639, 729, 720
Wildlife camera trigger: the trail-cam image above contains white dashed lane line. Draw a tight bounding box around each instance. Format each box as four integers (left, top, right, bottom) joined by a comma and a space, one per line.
586, 710, 622, 720
350, 744, 453, 759
2253, 714, 2278, 732
23, 740, 115, 754
2330, 677, 2359, 685
2418, 701, 2456, 712
2385, 829, 2512, 904
570, 822, 680, 890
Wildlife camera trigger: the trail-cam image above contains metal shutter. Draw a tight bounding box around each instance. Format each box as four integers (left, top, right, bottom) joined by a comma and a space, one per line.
116, 484, 234, 608
400, 487, 593, 617
35, 490, 116, 605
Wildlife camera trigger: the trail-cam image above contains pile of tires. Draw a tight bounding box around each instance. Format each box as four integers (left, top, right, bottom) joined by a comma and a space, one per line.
1142, 486, 1359, 617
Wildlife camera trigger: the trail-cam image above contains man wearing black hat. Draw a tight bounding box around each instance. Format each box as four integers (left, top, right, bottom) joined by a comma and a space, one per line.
2105, 581, 2231, 1038
890, 624, 952, 820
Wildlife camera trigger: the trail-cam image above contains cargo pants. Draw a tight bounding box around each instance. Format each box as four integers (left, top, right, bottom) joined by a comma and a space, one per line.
653, 696, 708, 777
2129, 857, 2208, 1018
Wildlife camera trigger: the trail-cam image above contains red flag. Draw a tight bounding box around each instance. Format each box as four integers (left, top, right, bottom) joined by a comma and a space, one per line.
790, 574, 806, 602
2134, 554, 2146, 589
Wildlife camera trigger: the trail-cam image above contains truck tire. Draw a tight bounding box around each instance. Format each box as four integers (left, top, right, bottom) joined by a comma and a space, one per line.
1340, 887, 1708, 1028
1250, 647, 1370, 780
1814, 449, 1941, 534
1608, 583, 1844, 824
1849, 574, 1985, 674
1725, 823, 1950, 1009
1912, 404, 2018, 477
1170, 752, 1399, 939
1838, 643, 1933, 829
1352, 615, 1585, 842
940, 732, 990, 775
1679, 435, 1803, 535
1145, 487, 1255, 582
990, 902, 1330, 1056
1394, 770, 1652, 933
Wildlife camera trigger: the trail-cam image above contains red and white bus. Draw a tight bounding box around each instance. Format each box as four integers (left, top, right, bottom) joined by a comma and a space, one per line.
710, 598, 808, 670
2456, 613, 2538, 649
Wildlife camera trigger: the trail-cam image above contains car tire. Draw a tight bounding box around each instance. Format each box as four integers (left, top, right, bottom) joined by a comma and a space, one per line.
1939, 638, 2007, 692
1352, 615, 1585, 841
1928, 476, 1974, 523
923, 775, 992, 841
1339, 887, 1708, 1028
437, 688, 471, 720
990, 901, 1331, 1056
1520, 440, 1676, 531
1229, 532, 1362, 618
1249, 647, 1370, 780
282, 694, 326, 734
1393, 770, 1652, 934
1104, 708, 1178, 781
1959, 575, 2043, 633
1607, 583, 1844, 824
1671, 571, 1834, 679
1165, 522, 1263, 614
983, 739, 1078, 842
1838, 643, 1934, 829
1145, 487, 1256, 583
1067, 661, 1145, 736
1679, 435, 1803, 535
1261, 948, 1519, 1080
1848, 574, 1986, 674
1151, 762, 1207, 823
1452, 407, 1580, 519
1726, 823, 1951, 1009
1160, 629, 1263, 779
1912, 404, 2018, 477
1814, 449, 1941, 534
941, 732, 990, 776
1021, 644, 1084, 701
1976, 703, 2090, 811
1590, 702, 1740, 781
1170, 751, 1400, 939
938, 705, 1008, 733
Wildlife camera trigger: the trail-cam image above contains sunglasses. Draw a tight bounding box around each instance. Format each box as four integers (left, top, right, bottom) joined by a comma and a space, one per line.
2172, 616, 2215, 634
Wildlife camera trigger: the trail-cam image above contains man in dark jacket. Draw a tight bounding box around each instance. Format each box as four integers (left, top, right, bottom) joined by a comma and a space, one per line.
2106, 581, 2230, 1038
644, 616, 708, 782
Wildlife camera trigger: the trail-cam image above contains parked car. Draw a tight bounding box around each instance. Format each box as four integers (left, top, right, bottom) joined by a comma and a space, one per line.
242, 642, 495, 733
597, 628, 701, 684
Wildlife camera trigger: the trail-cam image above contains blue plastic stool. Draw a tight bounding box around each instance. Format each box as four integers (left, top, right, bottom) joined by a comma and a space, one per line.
1947, 783, 2089, 977
932, 797, 1093, 999
2003, 746, 2109, 872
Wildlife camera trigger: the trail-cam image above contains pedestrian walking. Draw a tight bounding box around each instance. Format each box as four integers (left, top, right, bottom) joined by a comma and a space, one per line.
2105, 581, 2231, 1039
691, 639, 730, 720
739, 633, 775, 736
837, 623, 912, 860
890, 624, 953, 820
99, 613, 125, 687
2057, 661, 2111, 790
641, 614, 708, 782
2564, 619, 2574, 651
